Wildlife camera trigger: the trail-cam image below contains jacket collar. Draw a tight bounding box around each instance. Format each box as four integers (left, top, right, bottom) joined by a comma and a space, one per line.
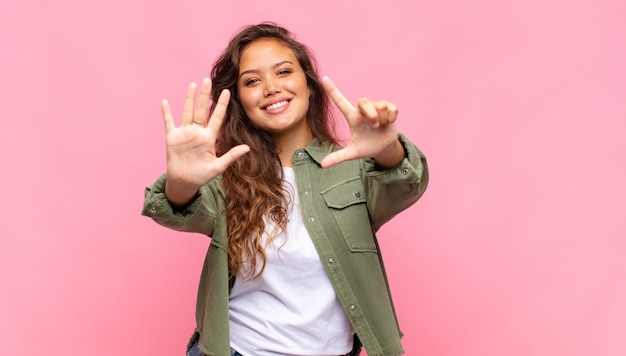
301, 137, 335, 165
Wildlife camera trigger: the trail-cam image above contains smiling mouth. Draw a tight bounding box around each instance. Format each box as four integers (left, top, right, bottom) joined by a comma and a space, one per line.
264, 100, 290, 111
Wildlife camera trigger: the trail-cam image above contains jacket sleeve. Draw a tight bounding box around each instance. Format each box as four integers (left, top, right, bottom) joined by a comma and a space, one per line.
362, 133, 429, 231
141, 173, 220, 236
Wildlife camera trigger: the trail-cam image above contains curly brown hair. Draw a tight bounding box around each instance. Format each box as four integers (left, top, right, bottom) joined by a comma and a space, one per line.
209, 23, 338, 280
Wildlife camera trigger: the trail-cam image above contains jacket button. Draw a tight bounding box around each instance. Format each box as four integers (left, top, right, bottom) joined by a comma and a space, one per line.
150, 206, 156, 214
353, 191, 361, 198
402, 168, 409, 175
349, 304, 357, 312
328, 258, 334, 265
308, 217, 315, 222
297, 151, 305, 157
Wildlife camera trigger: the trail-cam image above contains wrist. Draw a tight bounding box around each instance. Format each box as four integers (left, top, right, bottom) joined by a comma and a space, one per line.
164, 177, 200, 209
373, 138, 405, 169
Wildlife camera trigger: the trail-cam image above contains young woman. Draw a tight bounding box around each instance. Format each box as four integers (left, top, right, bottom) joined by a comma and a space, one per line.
142, 23, 428, 356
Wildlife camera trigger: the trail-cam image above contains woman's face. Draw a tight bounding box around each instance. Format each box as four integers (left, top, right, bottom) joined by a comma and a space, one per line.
237, 38, 311, 140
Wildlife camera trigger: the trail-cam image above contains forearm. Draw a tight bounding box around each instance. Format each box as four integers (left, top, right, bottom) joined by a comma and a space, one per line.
164, 177, 200, 209
142, 174, 218, 235
364, 133, 429, 229
372, 138, 406, 169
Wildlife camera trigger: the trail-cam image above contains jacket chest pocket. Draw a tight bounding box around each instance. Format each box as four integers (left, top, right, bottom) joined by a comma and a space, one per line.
321, 177, 377, 253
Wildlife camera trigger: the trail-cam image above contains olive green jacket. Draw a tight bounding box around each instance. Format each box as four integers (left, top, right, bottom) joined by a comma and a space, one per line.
142, 134, 428, 356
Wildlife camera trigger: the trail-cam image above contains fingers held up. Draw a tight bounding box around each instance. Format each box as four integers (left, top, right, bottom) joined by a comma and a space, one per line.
161, 78, 234, 133
181, 78, 213, 127
355, 98, 398, 128
322, 75, 399, 129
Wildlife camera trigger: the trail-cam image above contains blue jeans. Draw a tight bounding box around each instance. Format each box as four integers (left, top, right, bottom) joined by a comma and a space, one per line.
187, 339, 356, 356
187, 339, 243, 356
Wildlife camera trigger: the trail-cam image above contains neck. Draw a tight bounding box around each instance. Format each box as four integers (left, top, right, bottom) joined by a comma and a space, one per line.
274, 130, 314, 168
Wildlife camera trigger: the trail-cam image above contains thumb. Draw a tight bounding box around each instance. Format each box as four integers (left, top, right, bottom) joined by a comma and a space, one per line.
320, 147, 356, 168
214, 144, 250, 171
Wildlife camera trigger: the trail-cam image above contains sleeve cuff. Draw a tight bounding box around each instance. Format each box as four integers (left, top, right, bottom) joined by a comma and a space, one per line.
142, 174, 203, 220
362, 133, 426, 184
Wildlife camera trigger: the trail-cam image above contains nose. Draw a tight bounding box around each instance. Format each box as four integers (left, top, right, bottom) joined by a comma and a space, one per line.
263, 77, 281, 97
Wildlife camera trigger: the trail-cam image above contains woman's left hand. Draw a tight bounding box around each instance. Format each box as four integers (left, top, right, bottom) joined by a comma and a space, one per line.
321, 76, 405, 169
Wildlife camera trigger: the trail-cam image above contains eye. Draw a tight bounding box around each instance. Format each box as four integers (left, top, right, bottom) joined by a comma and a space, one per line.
277, 69, 292, 76
244, 78, 260, 86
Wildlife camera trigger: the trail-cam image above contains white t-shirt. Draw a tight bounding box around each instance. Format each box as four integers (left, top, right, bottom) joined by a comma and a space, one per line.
229, 168, 354, 356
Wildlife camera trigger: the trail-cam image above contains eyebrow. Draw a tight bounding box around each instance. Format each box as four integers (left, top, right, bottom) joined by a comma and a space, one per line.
238, 61, 294, 80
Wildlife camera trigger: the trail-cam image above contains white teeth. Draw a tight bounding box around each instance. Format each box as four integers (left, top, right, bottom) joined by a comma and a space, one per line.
265, 100, 288, 110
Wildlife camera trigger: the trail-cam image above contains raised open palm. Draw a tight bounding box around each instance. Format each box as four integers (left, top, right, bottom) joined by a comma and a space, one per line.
162, 78, 250, 191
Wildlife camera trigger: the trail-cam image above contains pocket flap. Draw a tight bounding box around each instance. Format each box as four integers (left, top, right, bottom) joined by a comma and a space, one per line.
321, 177, 366, 209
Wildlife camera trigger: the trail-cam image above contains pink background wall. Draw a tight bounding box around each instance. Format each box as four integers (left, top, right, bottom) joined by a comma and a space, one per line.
2, 0, 625, 355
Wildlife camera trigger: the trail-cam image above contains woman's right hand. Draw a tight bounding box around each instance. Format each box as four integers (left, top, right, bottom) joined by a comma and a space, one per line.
161, 78, 250, 207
